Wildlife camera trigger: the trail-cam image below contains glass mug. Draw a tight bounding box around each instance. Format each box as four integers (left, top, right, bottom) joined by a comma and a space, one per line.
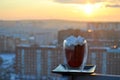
63, 36, 88, 70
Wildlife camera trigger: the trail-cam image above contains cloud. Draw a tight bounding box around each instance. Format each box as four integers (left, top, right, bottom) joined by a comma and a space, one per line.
54, 0, 120, 8
54, 0, 105, 4
54, 0, 84, 4
105, 4, 120, 8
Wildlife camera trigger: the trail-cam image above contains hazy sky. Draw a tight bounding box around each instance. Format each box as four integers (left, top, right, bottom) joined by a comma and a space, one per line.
0, 0, 120, 21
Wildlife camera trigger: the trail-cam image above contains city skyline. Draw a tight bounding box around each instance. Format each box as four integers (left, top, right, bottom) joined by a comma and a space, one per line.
0, 0, 120, 21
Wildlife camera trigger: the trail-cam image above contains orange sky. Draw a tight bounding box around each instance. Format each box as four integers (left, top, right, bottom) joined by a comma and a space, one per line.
0, 0, 120, 21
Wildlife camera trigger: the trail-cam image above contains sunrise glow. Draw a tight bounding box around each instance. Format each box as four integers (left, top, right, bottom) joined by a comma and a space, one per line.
0, 0, 120, 21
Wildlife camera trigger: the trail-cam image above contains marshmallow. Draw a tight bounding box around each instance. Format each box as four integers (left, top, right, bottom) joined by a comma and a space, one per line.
64, 35, 86, 49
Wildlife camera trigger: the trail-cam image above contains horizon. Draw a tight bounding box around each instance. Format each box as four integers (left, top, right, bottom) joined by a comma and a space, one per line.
1, 0, 120, 22
1, 19, 120, 22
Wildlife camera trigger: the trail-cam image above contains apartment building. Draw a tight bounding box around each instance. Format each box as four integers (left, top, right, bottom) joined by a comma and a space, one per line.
15, 44, 64, 80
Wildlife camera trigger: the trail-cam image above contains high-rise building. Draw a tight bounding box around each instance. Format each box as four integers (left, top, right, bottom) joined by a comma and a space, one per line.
88, 46, 120, 75
15, 44, 64, 80
0, 35, 16, 53
86, 22, 120, 31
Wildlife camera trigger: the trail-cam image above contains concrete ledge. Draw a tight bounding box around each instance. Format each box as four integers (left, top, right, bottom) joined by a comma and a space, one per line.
60, 73, 120, 80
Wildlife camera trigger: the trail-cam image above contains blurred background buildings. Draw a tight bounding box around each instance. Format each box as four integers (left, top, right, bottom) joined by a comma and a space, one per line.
0, 21, 120, 79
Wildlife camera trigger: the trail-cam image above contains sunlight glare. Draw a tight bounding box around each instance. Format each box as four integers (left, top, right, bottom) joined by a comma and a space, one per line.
84, 3, 94, 15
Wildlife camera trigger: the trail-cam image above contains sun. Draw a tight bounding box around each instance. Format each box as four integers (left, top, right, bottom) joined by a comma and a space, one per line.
74, 3, 102, 16
84, 3, 94, 15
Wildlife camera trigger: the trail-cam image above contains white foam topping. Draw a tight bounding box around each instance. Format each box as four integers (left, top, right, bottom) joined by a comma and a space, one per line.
64, 35, 86, 48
